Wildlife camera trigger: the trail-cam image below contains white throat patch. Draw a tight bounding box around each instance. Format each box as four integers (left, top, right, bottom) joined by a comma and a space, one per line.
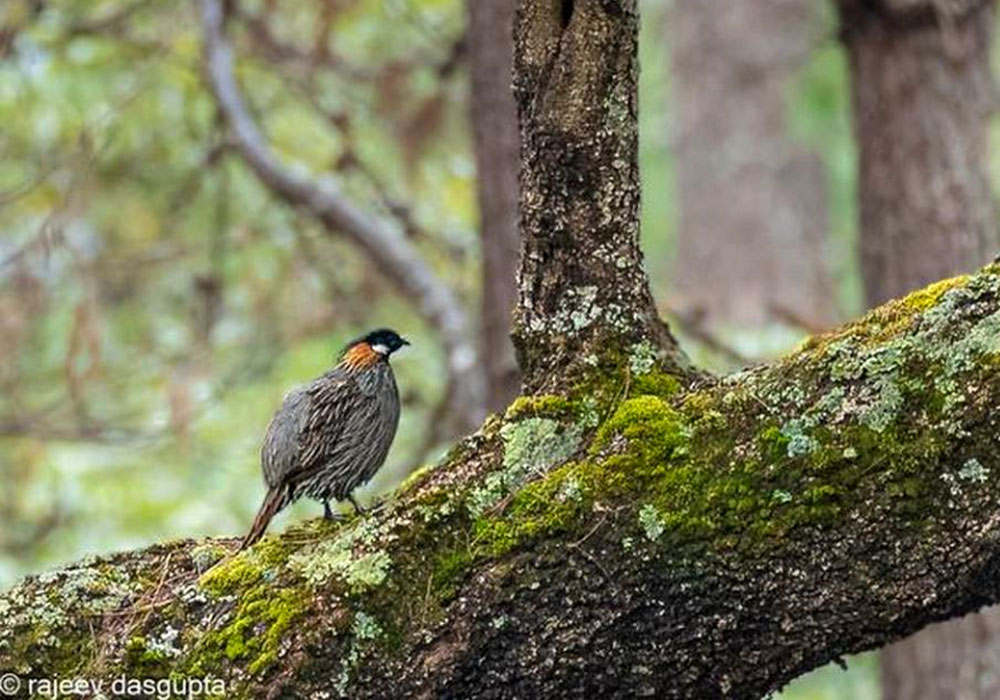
371, 343, 390, 356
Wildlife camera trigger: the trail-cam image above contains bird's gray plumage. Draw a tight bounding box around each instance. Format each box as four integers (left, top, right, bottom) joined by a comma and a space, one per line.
242, 333, 404, 548
263, 361, 399, 504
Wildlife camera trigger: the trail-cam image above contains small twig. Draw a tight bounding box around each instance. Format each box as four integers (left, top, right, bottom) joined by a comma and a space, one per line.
669, 307, 756, 367
571, 513, 607, 548
138, 553, 175, 630
768, 301, 831, 336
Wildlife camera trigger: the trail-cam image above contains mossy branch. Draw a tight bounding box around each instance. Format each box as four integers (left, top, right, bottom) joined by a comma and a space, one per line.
6, 267, 1000, 698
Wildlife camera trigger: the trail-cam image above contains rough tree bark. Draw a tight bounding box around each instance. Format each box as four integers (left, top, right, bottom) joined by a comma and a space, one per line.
4, 2, 1000, 699
511, 0, 690, 391
836, 1, 1000, 697
469, 0, 522, 412
671, 0, 836, 327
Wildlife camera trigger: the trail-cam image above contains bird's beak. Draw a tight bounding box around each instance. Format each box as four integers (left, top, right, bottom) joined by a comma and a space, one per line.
401, 338, 411, 346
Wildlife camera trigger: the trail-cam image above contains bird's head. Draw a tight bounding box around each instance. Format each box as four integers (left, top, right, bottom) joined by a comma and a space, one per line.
341, 328, 410, 370
362, 328, 410, 356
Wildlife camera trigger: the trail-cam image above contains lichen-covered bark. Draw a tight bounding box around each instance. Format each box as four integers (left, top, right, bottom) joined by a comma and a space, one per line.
511, 0, 689, 392
5, 267, 1000, 698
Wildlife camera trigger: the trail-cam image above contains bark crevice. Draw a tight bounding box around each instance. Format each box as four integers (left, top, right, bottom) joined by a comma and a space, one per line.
561, 0, 575, 29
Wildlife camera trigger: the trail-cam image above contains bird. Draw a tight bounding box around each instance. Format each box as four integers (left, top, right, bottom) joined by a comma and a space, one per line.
241, 328, 409, 549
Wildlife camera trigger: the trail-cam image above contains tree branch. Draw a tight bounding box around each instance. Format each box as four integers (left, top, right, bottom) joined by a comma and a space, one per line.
6, 268, 1000, 697
198, 0, 484, 432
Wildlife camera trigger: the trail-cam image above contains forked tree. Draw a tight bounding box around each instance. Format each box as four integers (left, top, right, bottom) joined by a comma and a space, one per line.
4, 2, 1000, 698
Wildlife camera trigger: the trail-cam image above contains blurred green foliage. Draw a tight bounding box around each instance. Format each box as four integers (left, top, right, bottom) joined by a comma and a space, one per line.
0, 0, 472, 585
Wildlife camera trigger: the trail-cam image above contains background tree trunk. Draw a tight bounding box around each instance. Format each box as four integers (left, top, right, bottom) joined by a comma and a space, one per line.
841, 0, 999, 308
837, 1, 1000, 697
671, 0, 835, 328
880, 614, 1000, 700
469, 0, 522, 412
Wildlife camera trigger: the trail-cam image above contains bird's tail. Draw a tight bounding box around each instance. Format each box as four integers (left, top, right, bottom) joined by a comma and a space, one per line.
241, 487, 285, 550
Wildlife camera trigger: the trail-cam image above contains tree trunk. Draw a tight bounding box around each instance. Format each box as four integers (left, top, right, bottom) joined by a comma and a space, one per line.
469, 0, 523, 412
841, 0, 999, 308
511, 0, 690, 392
671, 0, 835, 328
6, 2, 1000, 698
880, 614, 1000, 700
837, 2, 1000, 697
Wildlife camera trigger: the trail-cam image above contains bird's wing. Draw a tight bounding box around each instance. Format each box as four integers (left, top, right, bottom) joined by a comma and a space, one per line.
260, 387, 311, 488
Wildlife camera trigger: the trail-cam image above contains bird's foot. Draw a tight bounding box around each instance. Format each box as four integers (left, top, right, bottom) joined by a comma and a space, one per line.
323, 500, 339, 521
347, 494, 367, 516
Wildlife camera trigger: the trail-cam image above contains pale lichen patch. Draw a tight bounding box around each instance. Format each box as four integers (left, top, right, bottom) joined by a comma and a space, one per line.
638, 504, 665, 542
468, 417, 583, 517
335, 610, 385, 697
629, 341, 658, 376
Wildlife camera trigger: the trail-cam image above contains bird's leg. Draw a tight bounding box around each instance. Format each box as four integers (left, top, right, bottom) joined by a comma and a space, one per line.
347, 494, 366, 516
323, 499, 335, 521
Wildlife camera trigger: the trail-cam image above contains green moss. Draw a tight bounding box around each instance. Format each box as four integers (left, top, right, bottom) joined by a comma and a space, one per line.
473, 396, 686, 557
504, 394, 579, 421
472, 462, 589, 556
469, 390, 689, 560
186, 543, 315, 677
593, 395, 687, 463
199, 556, 265, 596
898, 275, 970, 312
187, 581, 307, 676
457, 359, 685, 558
631, 369, 682, 398
429, 549, 474, 601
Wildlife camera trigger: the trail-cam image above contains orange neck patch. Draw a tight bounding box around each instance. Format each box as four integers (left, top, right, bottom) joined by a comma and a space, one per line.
341, 342, 380, 371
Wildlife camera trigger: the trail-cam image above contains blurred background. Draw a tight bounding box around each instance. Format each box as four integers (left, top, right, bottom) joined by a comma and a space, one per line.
3, 0, 999, 697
